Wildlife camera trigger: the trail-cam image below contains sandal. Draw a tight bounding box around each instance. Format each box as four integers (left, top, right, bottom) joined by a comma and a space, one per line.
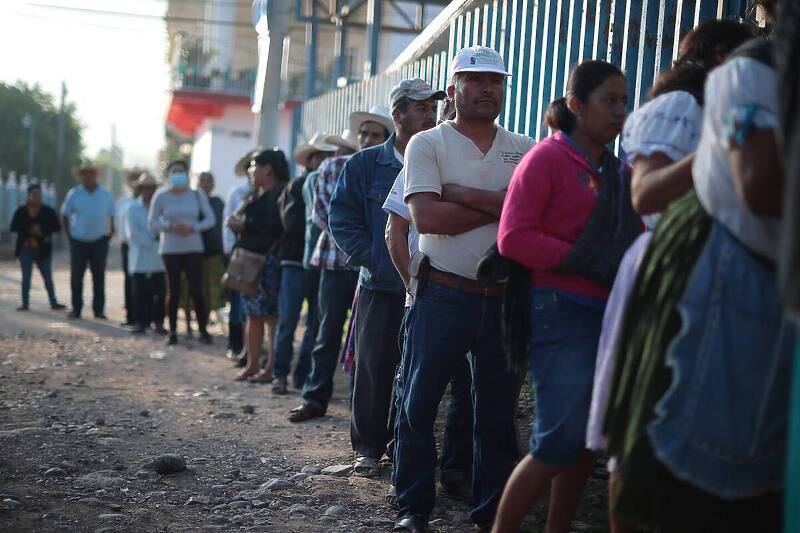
249, 369, 274, 384
235, 368, 258, 382
353, 456, 380, 478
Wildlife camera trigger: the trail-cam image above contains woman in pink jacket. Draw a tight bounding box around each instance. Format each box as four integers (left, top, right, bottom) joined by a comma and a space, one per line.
493, 60, 639, 533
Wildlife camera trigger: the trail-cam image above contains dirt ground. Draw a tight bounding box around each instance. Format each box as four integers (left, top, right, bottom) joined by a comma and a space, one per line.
0, 249, 609, 533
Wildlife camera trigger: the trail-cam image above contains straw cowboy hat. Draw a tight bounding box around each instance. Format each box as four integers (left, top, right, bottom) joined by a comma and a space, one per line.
133, 172, 159, 189
234, 147, 264, 177
349, 105, 395, 138
293, 133, 338, 167
71, 160, 102, 178
324, 129, 359, 153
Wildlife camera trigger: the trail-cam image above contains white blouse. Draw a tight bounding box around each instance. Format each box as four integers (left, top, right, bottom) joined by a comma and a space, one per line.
621, 90, 703, 228
692, 56, 780, 260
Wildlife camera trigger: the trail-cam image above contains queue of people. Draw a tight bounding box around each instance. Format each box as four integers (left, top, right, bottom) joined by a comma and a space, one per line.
7, 2, 797, 530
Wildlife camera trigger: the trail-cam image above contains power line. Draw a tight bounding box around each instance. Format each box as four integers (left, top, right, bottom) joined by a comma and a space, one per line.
29, 3, 254, 27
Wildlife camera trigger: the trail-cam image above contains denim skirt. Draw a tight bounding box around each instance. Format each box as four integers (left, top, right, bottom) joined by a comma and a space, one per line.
527, 287, 605, 465
244, 255, 281, 318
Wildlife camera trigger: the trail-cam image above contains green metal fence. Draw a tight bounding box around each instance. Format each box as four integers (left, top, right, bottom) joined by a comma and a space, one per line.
297, 0, 751, 146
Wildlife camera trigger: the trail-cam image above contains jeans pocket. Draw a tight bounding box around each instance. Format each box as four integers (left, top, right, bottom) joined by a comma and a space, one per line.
420, 281, 461, 302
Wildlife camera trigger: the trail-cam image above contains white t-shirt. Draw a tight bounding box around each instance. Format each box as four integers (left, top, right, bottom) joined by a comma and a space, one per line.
621, 90, 703, 229
223, 181, 252, 255
692, 57, 780, 260
383, 169, 418, 307
404, 121, 534, 280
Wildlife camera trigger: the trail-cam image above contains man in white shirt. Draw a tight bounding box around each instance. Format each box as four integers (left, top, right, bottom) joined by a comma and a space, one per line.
393, 46, 534, 532
223, 149, 258, 362
116, 170, 141, 327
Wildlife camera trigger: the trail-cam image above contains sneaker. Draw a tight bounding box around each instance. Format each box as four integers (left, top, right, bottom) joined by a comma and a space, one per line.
16, 305, 29, 312
272, 377, 288, 395
50, 303, 66, 311
94, 313, 108, 320
67, 310, 81, 319
167, 334, 178, 346
130, 326, 147, 335
119, 320, 135, 327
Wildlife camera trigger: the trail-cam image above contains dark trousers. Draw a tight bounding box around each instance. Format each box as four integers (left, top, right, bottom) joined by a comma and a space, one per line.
224, 254, 245, 353
395, 281, 519, 527
162, 253, 207, 335
19, 248, 58, 307
132, 272, 166, 328
121, 243, 133, 322
274, 266, 320, 388
69, 236, 109, 316
440, 355, 474, 485
302, 269, 358, 412
350, 287, 405, 460
391, 311, 474, 485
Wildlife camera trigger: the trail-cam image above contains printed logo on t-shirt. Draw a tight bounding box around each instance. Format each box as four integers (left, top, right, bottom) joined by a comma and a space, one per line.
500, 151, 524, 165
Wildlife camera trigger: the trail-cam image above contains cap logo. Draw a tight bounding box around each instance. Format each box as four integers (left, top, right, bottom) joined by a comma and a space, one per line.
470, 57, 476, 65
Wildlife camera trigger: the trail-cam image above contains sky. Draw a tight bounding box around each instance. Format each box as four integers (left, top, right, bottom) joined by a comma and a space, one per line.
0, 0, 172, 168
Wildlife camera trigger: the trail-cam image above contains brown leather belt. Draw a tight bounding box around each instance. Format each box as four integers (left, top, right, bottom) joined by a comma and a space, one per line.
427, 267, 503, 298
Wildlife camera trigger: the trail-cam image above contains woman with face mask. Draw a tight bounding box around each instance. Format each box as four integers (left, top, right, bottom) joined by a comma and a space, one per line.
147, 160, 216, 346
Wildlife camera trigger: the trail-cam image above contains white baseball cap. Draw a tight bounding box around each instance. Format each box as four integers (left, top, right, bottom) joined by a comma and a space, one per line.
449, 45, 510, 79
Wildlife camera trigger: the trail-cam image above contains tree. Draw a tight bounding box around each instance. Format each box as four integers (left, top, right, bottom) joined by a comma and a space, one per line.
0, 81, 84, 204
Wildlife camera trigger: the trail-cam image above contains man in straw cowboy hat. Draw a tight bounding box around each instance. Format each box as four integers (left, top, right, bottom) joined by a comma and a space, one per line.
124, 172, 166, 335
393, 46, 534, 532
271, 134, 336, 394
60, 160, 116, 320
329, 79, 445, 480
288, 106, 392, 423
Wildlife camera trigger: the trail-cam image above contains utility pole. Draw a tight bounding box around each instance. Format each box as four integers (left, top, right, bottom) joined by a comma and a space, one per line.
55, 82, 66, 203
253, 0, 290, 148
21, 114, 35, 178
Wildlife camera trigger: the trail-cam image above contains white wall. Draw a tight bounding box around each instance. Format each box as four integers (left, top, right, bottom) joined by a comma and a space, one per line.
190, 105, 254, 202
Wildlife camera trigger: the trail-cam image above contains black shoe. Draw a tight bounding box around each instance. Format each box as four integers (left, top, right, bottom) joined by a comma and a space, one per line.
153, 325, 168, 335
272, 377, 288, 395
288, 404, 324, 423
16, 305, 29, 312
67, 310, 81, 319
50, 303, 67, 311
198, 332, 213, 345
130, 326, 147, 335
393, 515, 429, 533
94, 313, 108, 320
167, 335, 178, 346
119, 320, 134, 327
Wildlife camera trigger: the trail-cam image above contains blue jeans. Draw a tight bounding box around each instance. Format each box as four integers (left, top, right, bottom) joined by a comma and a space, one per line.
301, 269, 358, 412
19, 248, 58, 307
273, 265, 317, 387
395, 282, 518, 527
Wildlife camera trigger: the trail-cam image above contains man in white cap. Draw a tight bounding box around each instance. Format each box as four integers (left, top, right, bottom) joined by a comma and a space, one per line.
271, 134, 336, 394
393, 46, 534, 532
329, 79, 445, 480
288, 107, 391, 423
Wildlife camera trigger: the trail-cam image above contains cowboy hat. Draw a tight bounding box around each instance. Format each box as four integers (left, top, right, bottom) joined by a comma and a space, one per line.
324, 129, 359, 153
71, 160, 102, 178
234, 147, 264, 177
293, 133, 337, 167
133, 172, 159, 189
348, 105, 395, 139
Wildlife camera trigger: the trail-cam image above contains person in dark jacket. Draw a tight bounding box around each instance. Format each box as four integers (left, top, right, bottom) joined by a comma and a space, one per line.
11, 183, 66, 311
272, 134, 335, 394
228, 148, 289, 383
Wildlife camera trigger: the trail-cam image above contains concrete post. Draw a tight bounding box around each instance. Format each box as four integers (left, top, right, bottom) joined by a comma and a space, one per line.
253, 0, 290, 148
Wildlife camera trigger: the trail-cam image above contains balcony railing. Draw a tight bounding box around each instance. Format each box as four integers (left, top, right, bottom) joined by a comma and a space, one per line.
172, 63, 257, 97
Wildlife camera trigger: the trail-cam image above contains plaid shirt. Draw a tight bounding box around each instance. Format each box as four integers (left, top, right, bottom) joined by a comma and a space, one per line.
310, 155, 353, 270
